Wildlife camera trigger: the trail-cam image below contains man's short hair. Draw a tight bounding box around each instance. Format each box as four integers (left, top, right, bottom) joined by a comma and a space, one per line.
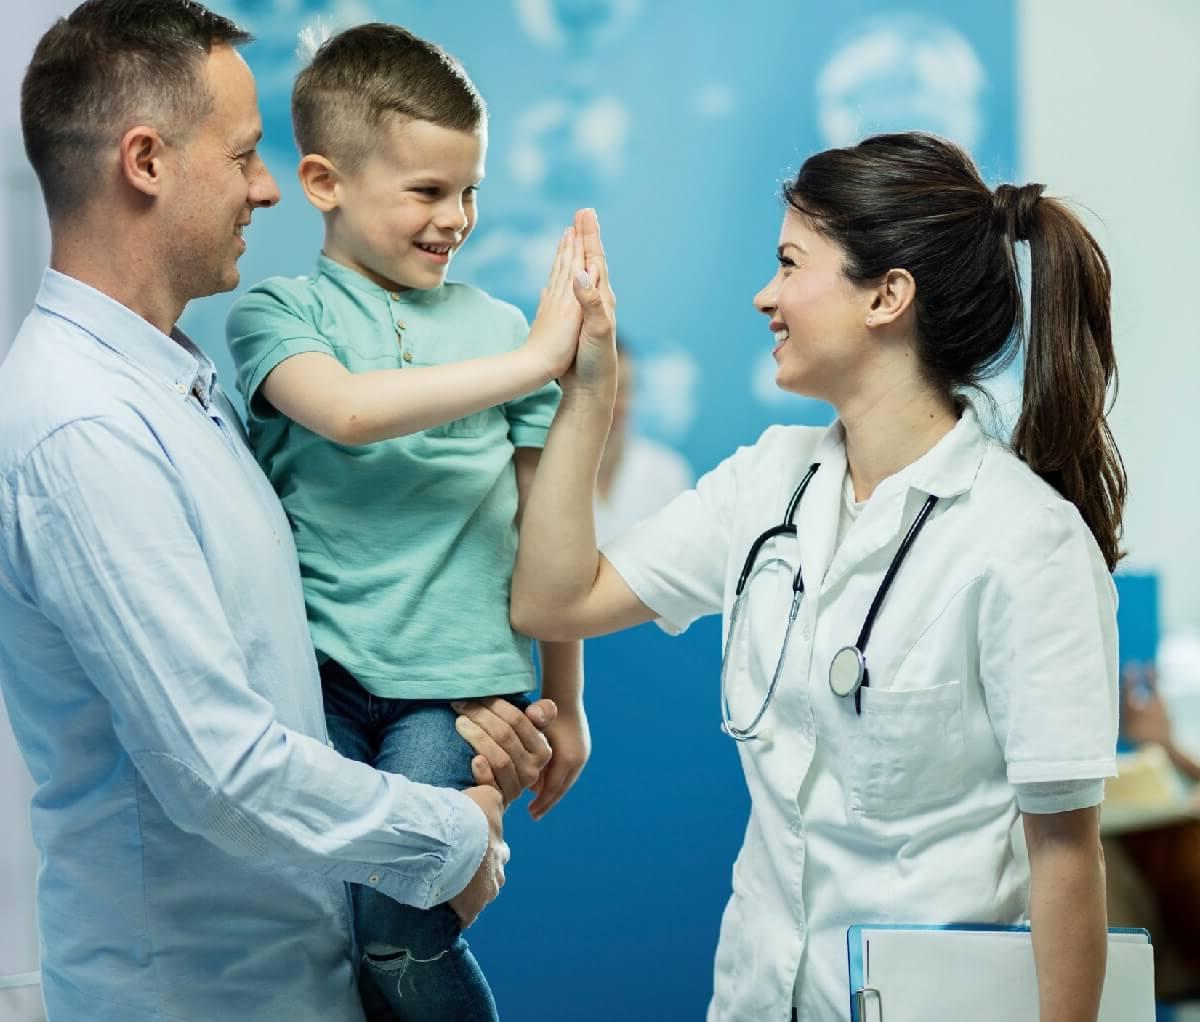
292, 22, 486, 174
21, 0, 251, 219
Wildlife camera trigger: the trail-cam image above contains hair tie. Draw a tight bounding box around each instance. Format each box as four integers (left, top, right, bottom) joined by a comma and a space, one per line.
992, 182, 1045, 241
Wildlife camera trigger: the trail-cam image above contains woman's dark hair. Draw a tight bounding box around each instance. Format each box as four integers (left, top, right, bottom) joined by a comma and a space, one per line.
784, 131, 1126, 571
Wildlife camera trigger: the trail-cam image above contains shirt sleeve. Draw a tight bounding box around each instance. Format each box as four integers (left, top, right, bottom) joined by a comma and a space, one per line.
10, 417, 487, 909
978, 499, 1119, 786
499, 305, 560, 449
226, 280, 334, 420
603, 438, 746, 636
1015, 779, 1106, 814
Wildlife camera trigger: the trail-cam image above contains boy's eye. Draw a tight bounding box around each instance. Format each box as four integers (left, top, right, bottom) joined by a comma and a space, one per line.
413, 187, 440, 197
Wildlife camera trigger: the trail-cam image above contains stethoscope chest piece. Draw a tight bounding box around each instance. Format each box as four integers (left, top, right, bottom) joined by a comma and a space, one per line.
829, 645, 866, 697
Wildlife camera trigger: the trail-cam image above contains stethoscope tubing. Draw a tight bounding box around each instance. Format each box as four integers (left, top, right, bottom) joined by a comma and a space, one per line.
719, 462, 939, 740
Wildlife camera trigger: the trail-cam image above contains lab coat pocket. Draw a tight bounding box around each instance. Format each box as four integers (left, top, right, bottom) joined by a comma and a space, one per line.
849, 680, 967, 819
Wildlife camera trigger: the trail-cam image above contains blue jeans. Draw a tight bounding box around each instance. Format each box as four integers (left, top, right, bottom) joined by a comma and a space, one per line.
322, 660, 521, 1022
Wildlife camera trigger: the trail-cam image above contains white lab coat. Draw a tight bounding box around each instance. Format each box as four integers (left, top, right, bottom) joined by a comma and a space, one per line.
604, 405, 1118, 1021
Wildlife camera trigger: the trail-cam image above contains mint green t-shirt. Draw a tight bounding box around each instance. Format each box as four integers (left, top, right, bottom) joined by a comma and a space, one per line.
226, 256, 560, 699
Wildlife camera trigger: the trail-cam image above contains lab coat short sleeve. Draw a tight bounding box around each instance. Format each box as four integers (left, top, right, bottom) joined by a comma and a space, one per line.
978, 499, 1118, 785
603, 434, 753, 635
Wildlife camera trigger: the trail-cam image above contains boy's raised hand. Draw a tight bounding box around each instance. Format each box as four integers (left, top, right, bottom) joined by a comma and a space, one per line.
524, 226, 584, 380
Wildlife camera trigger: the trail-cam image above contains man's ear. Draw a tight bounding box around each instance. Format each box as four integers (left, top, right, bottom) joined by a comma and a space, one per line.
297, 154, 342, 212
118, 124, 168, 198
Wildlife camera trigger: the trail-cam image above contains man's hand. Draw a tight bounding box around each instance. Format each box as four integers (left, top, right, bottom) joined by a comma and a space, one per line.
453, 697, 558, 806
448, 786, 508, 929
529, 703, 591, 820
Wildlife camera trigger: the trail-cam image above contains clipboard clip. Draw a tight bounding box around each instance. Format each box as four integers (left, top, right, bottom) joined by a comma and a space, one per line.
854, 986, 883, 1021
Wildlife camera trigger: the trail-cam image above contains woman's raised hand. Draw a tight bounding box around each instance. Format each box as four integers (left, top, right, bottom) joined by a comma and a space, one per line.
567, 207, 617, 393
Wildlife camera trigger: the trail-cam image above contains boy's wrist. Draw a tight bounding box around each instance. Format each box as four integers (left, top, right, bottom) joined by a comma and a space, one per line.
515, 335, 560, 388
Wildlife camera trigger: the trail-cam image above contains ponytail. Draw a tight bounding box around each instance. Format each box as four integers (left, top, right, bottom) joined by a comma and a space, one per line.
785, 134, 1127, 569
1000, 187, 1127, 570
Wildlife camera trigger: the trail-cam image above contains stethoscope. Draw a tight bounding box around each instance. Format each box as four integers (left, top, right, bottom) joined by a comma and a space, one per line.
718, 463, 939, 743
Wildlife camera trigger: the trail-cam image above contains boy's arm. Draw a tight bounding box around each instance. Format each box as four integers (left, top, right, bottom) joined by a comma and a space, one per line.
262, 348, 553, 446
514, 447, 589, 820
256, 226, 583, 447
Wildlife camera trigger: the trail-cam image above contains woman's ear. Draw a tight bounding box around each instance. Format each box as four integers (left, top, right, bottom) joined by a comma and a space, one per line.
865, 268, 916, 328
297, 154, 341, 213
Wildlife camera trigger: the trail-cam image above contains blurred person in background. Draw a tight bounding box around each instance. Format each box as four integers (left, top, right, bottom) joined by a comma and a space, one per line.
593, 336, 695, 545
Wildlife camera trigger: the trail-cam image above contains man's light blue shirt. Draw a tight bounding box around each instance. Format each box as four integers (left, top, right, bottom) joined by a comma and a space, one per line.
0, 270, 487, 1022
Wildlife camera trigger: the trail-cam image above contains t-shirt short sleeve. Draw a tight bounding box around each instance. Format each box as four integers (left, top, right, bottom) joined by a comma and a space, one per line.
498, 304, 560, 449
226, 279, 335, 419
978, 499, 1119, 786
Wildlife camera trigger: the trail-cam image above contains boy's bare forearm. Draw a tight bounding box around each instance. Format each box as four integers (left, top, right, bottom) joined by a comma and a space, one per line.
336, 347, 555, 445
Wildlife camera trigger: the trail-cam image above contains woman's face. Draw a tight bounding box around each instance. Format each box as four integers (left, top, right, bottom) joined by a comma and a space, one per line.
753, 210, 872, 403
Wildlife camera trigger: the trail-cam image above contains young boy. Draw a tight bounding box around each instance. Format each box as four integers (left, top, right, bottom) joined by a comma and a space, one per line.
226, 23, 591, 1022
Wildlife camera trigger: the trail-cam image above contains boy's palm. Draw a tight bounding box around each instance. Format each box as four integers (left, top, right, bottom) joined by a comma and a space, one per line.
526, 226, 584, 379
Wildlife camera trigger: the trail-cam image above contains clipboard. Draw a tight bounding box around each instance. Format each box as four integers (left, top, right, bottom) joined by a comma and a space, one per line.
847, 923, 1155, 1022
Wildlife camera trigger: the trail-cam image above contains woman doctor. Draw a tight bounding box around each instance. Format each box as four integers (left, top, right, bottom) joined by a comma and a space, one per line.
504, 132, 1125, 1022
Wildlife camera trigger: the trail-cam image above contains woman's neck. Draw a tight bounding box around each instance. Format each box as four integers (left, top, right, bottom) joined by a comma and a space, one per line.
838, 382, 958, 502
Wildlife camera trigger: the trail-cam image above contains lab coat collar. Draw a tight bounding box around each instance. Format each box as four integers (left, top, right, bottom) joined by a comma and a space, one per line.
804, 403, 988, 593
811, 401, 988, 500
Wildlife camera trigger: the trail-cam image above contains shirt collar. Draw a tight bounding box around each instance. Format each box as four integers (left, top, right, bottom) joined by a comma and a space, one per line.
316, 254, 448, 306
811, 400, 988, 500
35, 268, 217, 404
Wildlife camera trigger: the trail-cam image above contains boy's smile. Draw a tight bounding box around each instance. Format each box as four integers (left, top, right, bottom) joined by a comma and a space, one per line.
324, 117, 486, 292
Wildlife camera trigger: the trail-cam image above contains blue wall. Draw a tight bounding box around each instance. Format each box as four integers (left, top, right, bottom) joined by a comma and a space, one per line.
182, 3, 1017, 1017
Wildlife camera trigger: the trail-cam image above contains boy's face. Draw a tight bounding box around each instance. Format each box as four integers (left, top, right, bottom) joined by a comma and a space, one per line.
331, 117, 485, 291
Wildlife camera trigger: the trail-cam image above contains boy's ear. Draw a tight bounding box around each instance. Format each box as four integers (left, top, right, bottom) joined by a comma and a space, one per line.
297, 154, 341, 212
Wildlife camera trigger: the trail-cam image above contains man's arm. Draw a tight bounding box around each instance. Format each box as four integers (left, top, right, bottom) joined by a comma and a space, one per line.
15, 416, 489, 910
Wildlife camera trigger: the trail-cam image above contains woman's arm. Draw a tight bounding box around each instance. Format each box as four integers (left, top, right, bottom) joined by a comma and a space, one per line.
1023, 806, 1107, 1022
509, 209, 655, 642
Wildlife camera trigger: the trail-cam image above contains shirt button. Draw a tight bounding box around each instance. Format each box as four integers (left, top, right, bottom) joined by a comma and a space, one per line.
395, 320, 406, 330
368, 874, 380, 886
403, 351, 413, 363
389, 292, 402, 301
175, 383, 187, 394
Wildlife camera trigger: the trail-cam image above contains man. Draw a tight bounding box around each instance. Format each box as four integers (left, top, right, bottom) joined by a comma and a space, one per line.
0, 2, 554, 1019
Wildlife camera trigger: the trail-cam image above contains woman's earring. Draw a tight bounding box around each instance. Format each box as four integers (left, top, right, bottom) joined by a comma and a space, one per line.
866, 316, 874, 326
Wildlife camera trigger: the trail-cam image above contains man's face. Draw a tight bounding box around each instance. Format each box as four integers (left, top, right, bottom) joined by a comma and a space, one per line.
162, 44, 279, 301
